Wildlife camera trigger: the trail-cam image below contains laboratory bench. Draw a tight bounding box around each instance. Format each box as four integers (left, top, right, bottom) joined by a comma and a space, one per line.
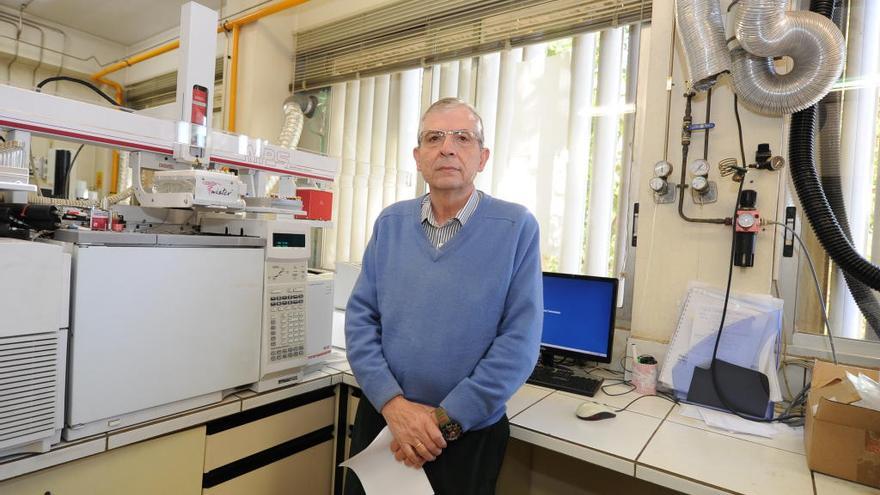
0, 352, 876, 495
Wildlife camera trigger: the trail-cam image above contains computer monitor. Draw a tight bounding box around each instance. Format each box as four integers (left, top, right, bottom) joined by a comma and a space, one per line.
540, 272, 618, 365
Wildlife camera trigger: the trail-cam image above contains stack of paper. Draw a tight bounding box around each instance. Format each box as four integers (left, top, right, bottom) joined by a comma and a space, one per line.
659, 284, 784, 404
678, 404, 798, 438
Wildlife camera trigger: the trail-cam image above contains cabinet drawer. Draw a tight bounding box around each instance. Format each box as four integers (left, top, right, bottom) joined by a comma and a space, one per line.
0, 427, 205, 495
203, 439, 334, 495
205, 389, 335, 472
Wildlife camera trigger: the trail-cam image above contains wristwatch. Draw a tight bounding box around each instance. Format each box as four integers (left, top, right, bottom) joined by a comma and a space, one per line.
434, 407, 462, 441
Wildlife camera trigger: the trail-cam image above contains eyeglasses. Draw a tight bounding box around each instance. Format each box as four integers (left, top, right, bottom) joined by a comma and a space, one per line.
418, 129, 480, 148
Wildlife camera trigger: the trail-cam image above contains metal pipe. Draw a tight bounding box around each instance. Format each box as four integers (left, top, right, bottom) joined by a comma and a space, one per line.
89, 0, 311, 130
92, 0, 310, 82
221, 0, 308, 28
677, 92, 727, 225
91, 41, 181, 81
228, 24, 241, 132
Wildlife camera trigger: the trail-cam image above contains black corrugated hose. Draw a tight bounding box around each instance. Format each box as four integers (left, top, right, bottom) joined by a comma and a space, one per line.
814, 0, 880, 338
789, 0, 880, 302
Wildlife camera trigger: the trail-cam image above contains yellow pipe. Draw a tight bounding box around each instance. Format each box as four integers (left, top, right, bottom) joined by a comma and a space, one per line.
92, 40, 181, 81
221, 0, 309, 28
90, 0, 310, 82
110, 150, 120, 194
228, 24, 241, 132
224, 0, 310, 131
91, 76, 124, 192
88, 0, 311, 134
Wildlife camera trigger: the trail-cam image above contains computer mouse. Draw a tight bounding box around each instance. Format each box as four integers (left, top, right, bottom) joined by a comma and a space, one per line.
575, 402, 617, 421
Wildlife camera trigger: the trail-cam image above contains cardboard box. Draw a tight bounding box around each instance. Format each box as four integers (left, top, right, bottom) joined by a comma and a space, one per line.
805, 360, 880, 488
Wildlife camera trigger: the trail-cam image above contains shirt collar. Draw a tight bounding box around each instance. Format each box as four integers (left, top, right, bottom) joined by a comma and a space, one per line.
420, 189, 481, 227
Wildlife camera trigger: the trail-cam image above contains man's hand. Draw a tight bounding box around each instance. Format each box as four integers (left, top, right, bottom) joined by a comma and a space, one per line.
381, 396, 446, 468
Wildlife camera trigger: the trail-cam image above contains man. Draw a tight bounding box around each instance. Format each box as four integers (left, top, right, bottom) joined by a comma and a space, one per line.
344, 97, 543, 494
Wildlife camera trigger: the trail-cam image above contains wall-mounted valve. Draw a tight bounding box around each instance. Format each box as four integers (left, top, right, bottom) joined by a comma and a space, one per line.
689, 159, 717, 204
734, 189, 761, 268
751, 143, 785, 171
650, 160, 676, 204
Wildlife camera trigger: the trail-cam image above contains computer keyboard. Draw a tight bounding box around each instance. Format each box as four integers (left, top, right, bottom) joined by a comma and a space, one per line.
527, 365, 604, 397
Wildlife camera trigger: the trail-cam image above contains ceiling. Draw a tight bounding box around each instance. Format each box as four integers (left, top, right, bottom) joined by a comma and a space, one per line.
0, 0, 222, 46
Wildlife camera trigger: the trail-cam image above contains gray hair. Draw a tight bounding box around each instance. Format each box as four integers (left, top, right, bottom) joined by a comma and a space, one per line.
417, 97, 485, 148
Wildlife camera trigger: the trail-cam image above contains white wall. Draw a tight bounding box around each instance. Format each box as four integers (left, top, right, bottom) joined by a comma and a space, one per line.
0, 6, 125, 196
0, 4, 125, 78
120, 0, 399, 143
629, 0, 785, 342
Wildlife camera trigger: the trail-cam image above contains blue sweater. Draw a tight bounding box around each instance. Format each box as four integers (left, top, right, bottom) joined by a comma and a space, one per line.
345, 193, 543, 431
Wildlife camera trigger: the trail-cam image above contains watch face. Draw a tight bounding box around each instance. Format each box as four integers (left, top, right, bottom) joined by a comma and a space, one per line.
441, 422, 462, 441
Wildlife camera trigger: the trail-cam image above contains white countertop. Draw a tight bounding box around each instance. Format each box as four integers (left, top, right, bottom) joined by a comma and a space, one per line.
4, 354, 878, 495
638, 419, 814, 495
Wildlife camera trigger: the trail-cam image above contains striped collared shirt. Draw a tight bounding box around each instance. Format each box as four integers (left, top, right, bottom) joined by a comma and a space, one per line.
420, 189, 482, 248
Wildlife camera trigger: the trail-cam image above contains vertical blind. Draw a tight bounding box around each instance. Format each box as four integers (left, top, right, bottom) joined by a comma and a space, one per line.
319, 25, 642, 285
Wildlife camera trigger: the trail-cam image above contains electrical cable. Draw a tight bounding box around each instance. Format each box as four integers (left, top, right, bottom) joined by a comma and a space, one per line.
733, 94, 748, 168
601, 379, 636, 396
705, 179, 803, 423
614, 391, 679, 413
766, 220, 838, 364
35, 76, 120, 107
62, 144, 85, 200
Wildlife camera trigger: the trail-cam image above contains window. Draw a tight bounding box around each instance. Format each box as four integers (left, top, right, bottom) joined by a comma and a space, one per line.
783, 0, 880, 345
306, 25, 642, 324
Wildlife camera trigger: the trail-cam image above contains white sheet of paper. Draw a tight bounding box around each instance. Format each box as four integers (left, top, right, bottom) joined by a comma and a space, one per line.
340, 427, 434, 495
697, 406, 778, 438
678, 404, 704, 420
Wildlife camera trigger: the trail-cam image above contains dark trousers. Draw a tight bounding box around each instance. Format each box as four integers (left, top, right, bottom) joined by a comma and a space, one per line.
343, 398, 509, 495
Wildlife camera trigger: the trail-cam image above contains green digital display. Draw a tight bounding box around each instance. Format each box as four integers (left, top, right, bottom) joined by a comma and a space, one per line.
272, 233, 306, 248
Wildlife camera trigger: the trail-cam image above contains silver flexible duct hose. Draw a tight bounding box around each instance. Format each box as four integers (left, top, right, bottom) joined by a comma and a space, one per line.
278, 96, 305, 149
674, 0, 731, 91
265, 96, 308, 195
730, 0, 845, 115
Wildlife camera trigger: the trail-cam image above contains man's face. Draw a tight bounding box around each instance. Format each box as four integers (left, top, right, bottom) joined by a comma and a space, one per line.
413, 106, 490, 194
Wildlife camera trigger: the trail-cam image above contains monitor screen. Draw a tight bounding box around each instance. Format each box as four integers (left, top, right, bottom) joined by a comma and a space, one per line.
540, 272, 618, 364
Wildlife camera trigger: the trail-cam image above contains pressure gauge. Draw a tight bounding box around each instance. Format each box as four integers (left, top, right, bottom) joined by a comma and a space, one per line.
737, 213, 757, 229
653, 160, 673, 178
649, 177, 668, 194
691, 175, 709, 193
769, 156, 785, 170
689, 159, 710, 177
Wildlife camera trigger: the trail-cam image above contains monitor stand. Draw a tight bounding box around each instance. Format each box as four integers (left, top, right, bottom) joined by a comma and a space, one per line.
539, 349, 557, 368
